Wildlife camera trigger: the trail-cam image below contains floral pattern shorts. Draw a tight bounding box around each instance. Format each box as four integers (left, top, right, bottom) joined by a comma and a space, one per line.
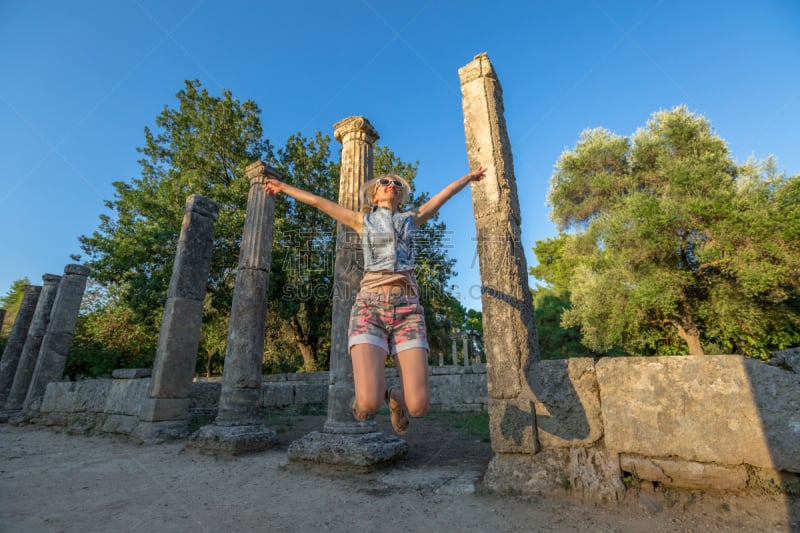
347, 292, 429, 355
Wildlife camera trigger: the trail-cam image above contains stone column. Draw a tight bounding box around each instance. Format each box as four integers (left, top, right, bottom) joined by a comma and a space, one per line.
23, 264, 90, 412
0, 285, 41, 408
3, 275, 61, 413
451, 337, 459, 366
325, 115, 378, 434
288, 116, 408, 466
459, 53, 540, 459
188, 162, 278, 454
463, 336, 470, 367
133, 194, 219, 443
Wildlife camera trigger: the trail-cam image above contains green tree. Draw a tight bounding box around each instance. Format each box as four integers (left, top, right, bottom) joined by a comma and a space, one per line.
78, 79, 271, 370
541, 106, 800, 358
0, 278, 29, 350
268, 132, 339, 371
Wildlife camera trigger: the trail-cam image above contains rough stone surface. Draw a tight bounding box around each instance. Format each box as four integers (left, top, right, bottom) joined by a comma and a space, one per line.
139, 397, 191, 422
147, 195, 218, 414
323, 117, 377, 435
294, 382, 327, 405
0, 285, 41, 404
150, 297, 205, 398
526, 358, 603, 447
596, 355, 800, 472
187, 423, 276, 454
485, 448, 624, 503
131, 420, 189, 444
100, 414, 140, 435
103, 377, 150, 415
288, 430, 408, 466
488, 398, 539, 454
3, 276, 60, 410
215, 166, 276, 426
770, 347, 800, 375
166, 195, 219, 301
111, 368, 152, 379
429, 374, 462, 406
39, 379, 112, 414
459, 53, 539, 401
620, 455, 749, 490
189, 381, 221, 408
24, 265, 89, 410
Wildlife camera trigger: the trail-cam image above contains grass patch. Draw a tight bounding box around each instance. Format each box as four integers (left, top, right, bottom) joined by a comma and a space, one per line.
424, 408, 490, 442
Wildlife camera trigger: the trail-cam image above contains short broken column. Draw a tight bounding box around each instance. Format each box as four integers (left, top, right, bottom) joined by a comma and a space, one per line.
133, 194, 219, 443
459, 53, 540, 461
3, 274, 61, 413
0, 285, 42, 408
188, 162, 278, 454
24, 264, 90, 412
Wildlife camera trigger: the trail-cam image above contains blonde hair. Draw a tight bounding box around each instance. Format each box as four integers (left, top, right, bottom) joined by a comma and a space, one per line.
359, 174, 411, 212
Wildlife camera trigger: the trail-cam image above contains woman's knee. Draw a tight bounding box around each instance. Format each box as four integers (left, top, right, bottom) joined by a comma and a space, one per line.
405, 396, 429, 418
356, 390, 384, 414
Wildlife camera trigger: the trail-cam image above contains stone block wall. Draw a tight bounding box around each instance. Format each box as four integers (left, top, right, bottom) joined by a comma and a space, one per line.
36, 364, 487, 436
486, 354, 800, 501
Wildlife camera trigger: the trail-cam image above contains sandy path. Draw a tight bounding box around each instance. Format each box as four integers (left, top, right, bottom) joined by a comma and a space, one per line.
0, 424, 796, 532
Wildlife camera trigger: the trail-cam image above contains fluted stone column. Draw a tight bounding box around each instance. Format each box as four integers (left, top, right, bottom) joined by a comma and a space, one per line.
133, 194, 219, 443
24, 264, 90, 412
0, 285, 41, 408
289, 116, 408, 466
459, 53, 540, 458
3, 275, 61, 412
188, 161, 278, 454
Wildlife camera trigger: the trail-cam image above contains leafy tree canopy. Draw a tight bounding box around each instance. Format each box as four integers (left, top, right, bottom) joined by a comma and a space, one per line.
0, 277, 30, 338
537, 106, 800, 358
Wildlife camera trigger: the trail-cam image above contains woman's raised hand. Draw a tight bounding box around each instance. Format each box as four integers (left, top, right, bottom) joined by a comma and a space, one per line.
466, 167, 487, 182
262, 178, 284, 195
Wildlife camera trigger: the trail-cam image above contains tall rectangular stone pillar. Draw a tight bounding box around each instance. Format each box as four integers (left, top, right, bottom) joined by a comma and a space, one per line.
188, 162, 278, 454
0, 285, 41, 408
24, 264, 90, 412
288, 116, 408, 466
3, 274, 61, 412
459, 53, 540, 456
134, 194, 219, 443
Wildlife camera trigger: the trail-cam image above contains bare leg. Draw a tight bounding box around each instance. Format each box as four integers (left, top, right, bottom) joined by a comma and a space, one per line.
350, 343, 388, 415
394, 347, 430, 418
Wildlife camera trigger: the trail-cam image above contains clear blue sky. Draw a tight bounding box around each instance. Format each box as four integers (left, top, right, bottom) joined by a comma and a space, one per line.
1, 0, 799, 312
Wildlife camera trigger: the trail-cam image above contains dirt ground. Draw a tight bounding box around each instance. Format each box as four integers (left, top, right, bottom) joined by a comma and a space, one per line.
1, 409, 798, 533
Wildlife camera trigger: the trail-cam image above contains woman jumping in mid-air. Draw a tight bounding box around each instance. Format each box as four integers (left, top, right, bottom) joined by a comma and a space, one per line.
263, 167, 486, 434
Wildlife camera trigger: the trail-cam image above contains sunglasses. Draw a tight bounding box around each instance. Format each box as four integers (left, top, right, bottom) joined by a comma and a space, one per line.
378, 178, 403, 188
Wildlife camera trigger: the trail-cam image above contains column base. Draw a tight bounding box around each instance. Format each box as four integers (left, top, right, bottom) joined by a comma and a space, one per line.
288, 430, 409, 467
186, 423, 277, 455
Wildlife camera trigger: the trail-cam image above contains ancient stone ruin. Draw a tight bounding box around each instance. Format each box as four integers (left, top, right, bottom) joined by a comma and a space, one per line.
2, 52, 798, 504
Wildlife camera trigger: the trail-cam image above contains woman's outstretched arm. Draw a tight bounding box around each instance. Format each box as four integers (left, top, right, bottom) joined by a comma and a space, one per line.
263, 178, 363, 235
412, 167, 486, 227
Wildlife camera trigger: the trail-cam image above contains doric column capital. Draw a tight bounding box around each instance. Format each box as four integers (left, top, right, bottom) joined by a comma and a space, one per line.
245, 161, 283, 185
333, 116, 379, 145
